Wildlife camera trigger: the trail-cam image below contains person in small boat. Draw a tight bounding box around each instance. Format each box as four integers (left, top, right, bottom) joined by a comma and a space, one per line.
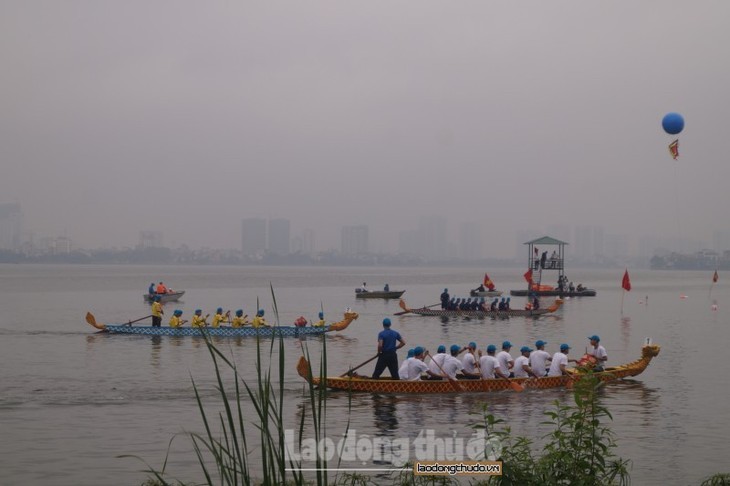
490, 298, 498, 312
497, 341, 515, 378
231, 309, 249, 328
156, 281, 168, 294
148, 282, 156, 297
529, 340, 552, 377
211, 308, 230, 328
478, 345, 510, 380
427, 345, 448, 376
405, 347, 441, 381
513, 346, 542, 379
359, 282, 368, 292
461, 342, 479, 378
473, 283, 486, 294
169, 309, 186, 328
548, 343, 578, 377
576, 283, 585, 292
587, 335, 607, 371
569, 281, 575, 292
312, 311, 326, 327
252, 309, 270, 328
372, 318, 406, 379
151, 295, 164, 327
440, 288, 450, 309
191, 309, 209, 328
398, 349, 415, 380
383, 283, 390, 292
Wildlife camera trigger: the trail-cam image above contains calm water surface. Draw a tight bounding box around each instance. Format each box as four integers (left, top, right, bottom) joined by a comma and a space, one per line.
0, 264, 727, 485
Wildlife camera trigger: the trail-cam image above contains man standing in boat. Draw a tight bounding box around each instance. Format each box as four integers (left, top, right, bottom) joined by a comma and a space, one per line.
151, 296, 163, 327
372, 318, 405, 379
587, 335, 608, 371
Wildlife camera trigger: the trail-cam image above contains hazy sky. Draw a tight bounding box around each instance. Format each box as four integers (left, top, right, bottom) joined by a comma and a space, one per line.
2, 2, 729, 256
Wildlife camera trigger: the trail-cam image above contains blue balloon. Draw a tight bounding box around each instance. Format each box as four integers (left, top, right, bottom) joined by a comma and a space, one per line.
662, 112, 684, 135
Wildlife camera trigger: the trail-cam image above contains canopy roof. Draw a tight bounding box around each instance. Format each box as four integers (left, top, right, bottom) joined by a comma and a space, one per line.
523, 236, 569, 246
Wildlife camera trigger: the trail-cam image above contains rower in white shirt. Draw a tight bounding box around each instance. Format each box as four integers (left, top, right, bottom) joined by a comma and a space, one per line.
548, 343, 579, 377
406, 347, 441, 381
496, 341, 515, 378
513, 346, 542, 379
427, 345, 448, 376
440, 344, 480, 380
462, 342, 479, 376
398, 349, 415, 380
529, 340, 552, 377
479, 345, 511, 381
587, 335, 608, 371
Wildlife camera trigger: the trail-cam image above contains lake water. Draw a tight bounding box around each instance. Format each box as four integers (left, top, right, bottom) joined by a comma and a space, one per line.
0, 264, 727, 485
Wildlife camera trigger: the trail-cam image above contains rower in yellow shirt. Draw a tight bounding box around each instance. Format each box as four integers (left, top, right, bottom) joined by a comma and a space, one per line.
151, 296, 164, 328
231, 309, 249, 328
191, 309, 209, 328
169, 309, 186, 328
312, 311, 326, 328
211, 307, 230, 328
252, 309, 270, 328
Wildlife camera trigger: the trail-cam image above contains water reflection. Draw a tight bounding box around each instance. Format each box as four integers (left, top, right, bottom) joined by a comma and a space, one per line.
150, 335, 162, 368
620, 316, 631, 349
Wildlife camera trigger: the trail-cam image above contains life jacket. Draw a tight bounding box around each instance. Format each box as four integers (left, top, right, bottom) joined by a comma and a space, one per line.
156, 284, 167, 294
577, 354, 598, 370
294, 316, 307, 327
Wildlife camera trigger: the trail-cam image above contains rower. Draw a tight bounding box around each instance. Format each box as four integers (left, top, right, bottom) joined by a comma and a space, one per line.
497, 341, 514, 377
440, 288, 450, 309
312, 311, 326, 327
211, 307, 230, 328
231, 309, 249, 328
529, 340, 552, 377
372, 318, 406, 379
490, 298, 498, 311
191, 309, 209, 328
384, 283, 390, 292
513, 346, 541, 379
587, 335, 608, 371
478, 345, 510, 381
462, 342, 479, 377
252, 309, 270, 328
151, 296, 163, 328
169, 309, 186, 328
548, 344, 579, 377
427, 345, 448, 377
398, 349, 415, 380
405, 347, 441, 381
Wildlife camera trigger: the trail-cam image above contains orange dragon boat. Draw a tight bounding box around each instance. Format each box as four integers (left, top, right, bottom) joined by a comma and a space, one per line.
296, 344, 660, 394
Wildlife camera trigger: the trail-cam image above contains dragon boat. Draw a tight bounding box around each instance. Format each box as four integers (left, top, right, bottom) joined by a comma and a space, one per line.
510, 288, 597, 297
297, 344, 660, 394
397, 298, 563, 318
144, 291, 186, 303
85, 311, 358, 338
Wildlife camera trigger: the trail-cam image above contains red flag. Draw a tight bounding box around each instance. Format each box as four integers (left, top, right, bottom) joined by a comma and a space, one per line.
622, 270, 631, 291
484, 273, 494, 288
668, 139, 679, 159
524, 268, 533, 284
713, 270, 719, 283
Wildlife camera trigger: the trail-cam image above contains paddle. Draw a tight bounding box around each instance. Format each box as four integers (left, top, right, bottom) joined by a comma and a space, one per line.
475, 353, 523, 392
126, 314, 153, 326
425, 351, 464, 392
394, 302, 441, 316
340, 354, 380, 377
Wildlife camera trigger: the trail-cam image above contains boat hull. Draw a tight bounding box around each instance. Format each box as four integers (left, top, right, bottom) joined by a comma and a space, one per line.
510, 289, 596, 297
355, 290, 406, 299
297, 345, 660, 394
144, 291, 185, 302
101, 325, 332, 337
398, 298, 563, 318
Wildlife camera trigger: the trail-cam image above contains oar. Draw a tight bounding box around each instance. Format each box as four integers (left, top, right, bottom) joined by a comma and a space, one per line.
340, 354, 380, 377
425, 351, 464, 392
475, 354, 523, 392
394, 302, 441, 316
126, 314, 153, 326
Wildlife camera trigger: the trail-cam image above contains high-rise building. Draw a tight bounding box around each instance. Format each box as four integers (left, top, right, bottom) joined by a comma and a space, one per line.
418, 216, 447, 261
341, 225, 368, 255
301, 228, 316, 254
0, 203, 23, 250
241, 218, 267, 256
139, 230, 164, 248
268, 219, 290, 255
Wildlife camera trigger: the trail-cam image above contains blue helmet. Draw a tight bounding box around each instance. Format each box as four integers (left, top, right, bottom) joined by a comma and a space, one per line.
407, 348, 415, 358
437, 345, 446, 353
319, 312, 324, 319
174, 309, 183, 316
195, 309, 202, 315
487, 344, 497, 353
236, 309, 243, 317
216, 307, 223, 314
257, 309, 265, 316
414, 346, 425, 356
382, 318, 391, 327
450, 344, 461, 355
